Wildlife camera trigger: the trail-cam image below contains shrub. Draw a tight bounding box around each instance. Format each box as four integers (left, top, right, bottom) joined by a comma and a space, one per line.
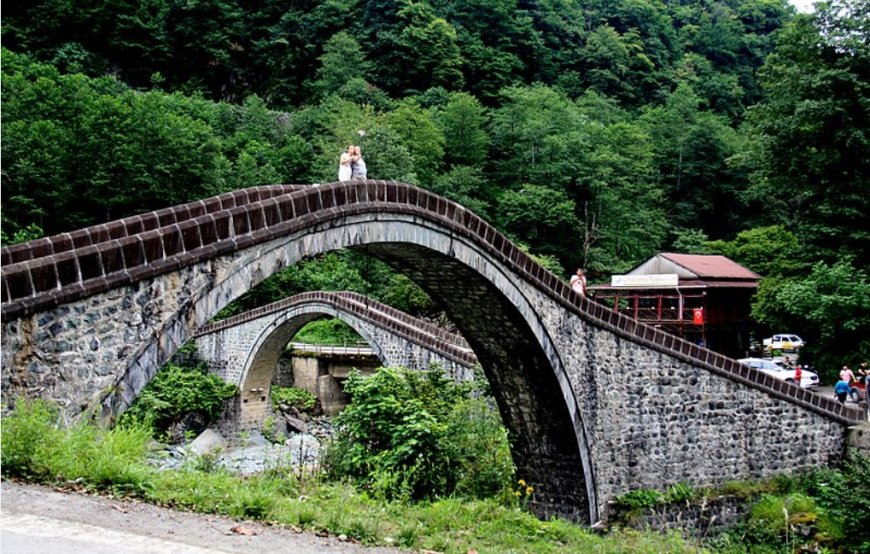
1, 398, 62, 479
1, 398, 154, 495
614, 488, 665, 513
121, 362, 238, 437
323, 365, 513, 501
443, 397, 514, 499
798, 452, 870, 553
271, 386, 317, 411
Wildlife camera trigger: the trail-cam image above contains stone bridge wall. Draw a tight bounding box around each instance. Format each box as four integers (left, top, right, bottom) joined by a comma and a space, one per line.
2, 181, 862, 525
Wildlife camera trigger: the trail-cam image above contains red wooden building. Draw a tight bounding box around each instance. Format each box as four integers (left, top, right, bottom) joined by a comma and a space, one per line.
587, 253, 761, 358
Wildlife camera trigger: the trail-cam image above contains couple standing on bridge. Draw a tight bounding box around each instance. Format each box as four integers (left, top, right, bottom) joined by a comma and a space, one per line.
338, 145, 367, 181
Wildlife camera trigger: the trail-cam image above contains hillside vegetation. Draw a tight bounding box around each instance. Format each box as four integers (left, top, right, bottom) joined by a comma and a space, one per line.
2, 0, 868, 371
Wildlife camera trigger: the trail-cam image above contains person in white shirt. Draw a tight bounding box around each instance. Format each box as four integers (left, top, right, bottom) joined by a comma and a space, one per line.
570, 268, 587, 296
338, 145, 353, 181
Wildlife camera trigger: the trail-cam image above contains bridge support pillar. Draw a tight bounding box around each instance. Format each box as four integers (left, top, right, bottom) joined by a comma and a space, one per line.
317, 374, 347, 415
292, 357, 320, 396
240, 387, 270, 428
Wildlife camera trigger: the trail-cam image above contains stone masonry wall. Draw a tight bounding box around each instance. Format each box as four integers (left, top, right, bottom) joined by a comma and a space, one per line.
512, 276, 847, 521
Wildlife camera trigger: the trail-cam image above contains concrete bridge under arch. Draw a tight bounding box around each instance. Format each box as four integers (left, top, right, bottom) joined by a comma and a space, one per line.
1, 180, 862, 524
192, 290, 477, 426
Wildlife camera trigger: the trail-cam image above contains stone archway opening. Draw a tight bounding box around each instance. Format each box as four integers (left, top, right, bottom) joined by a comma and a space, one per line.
238, 314, 383, 431
352, 242, 594, 524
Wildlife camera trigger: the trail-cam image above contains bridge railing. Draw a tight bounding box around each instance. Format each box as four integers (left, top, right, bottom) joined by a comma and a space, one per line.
287, 341, 374, 356
0, 185, 306, 266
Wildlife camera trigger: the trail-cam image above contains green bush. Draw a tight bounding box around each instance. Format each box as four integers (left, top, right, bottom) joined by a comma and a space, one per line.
271, 386, 317, 411
443, 397, 514, 499
323, 365, 513, 501
614, 488, 665, 513
121, 362, 238, 437
704, 464, 870, 554
798, 452, 870, 553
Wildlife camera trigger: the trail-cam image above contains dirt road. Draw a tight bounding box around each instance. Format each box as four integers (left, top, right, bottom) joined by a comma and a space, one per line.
0, 480, 405, 554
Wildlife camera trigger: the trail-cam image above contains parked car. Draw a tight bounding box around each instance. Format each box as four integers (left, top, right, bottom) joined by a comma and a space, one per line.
763, 334, 806, 353
737, 357, 820, 388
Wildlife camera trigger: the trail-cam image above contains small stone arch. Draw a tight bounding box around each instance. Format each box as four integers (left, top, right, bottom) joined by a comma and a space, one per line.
231, 304, 388, 428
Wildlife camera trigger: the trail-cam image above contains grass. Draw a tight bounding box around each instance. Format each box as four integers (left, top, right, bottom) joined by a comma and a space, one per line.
1, 398, 700, 554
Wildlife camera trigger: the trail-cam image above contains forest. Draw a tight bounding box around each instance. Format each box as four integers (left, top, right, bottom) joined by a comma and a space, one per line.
2, 0, 868, 374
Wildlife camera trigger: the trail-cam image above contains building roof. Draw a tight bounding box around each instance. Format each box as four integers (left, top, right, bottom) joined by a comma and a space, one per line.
587, 253, 761, 292
656, 253, 761, 280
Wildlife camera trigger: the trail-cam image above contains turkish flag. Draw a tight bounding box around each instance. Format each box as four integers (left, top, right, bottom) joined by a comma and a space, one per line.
692, 308, 704, 325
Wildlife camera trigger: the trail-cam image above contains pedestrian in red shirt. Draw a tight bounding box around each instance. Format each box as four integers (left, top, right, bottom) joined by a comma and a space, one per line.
794, 364, 802, 387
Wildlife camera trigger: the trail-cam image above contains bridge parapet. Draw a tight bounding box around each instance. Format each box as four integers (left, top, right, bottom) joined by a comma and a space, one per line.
0, 185, 304, 267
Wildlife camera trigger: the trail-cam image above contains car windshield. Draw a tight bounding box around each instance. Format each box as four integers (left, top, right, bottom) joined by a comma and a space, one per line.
740, 359, 781, 370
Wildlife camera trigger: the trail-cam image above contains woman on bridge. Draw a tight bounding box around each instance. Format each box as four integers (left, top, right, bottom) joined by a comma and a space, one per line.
338, 146, 353, 181
570, 268, 587, 297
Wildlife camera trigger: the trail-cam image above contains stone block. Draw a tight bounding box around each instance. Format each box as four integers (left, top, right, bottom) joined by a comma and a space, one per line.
188, 428, 227, 455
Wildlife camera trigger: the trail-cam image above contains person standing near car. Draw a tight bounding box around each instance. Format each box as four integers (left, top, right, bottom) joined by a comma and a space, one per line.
794, 364, 802, 387
857, 362, 869, 407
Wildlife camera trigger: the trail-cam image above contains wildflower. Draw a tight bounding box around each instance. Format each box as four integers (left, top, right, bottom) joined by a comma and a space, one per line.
517, 479, 526, 487
526, 486, 534, 496
514, 491, 522, 497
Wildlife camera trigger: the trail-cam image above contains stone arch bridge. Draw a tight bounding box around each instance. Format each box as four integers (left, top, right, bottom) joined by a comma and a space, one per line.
1, 181, 862, 525
193, 290, 477, 426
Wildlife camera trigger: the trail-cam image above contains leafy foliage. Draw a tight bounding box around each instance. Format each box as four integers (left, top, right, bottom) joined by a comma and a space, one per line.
323, 365, 514, 502
797, 453, 870, 553
1, 398, 153, 494
270, 386, 317, 412
740, 0, 870, 269
292, 318, 364, 346
751, 260, 870, 375
1, 398, 61, 479
121, 362, 238, 437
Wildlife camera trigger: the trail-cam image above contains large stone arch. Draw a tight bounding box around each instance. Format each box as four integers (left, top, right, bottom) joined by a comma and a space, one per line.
2, 181, 862, 525
183, 214, 597, 522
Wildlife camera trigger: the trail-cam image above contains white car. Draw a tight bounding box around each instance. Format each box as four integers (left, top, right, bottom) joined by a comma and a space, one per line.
737, 357, 819, 389
763, 334, 805, 352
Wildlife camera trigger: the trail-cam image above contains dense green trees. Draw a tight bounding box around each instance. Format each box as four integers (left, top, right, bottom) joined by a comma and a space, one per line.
741, 1, 870, 269
2, 0, 868, 366
3, 0, 791, 108
733, 0, 870, 369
